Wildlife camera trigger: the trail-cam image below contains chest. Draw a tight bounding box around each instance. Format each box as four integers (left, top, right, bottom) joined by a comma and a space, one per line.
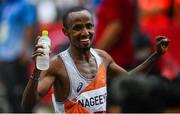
75, 59, 97, 79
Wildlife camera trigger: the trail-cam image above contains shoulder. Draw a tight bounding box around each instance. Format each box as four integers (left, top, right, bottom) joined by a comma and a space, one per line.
94, 48, 112, 59
93, 48, 114, 66
51, 54, 66, 68
45, 54, 66, 76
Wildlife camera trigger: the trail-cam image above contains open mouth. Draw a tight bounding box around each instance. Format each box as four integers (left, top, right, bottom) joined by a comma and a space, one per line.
80, 38, 90, 42
79, 38, 91, 47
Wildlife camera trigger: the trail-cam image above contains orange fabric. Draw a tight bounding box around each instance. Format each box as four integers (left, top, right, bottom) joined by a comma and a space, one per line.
64, 63, 107, 113
64, 99, 90, 113
80, 63, 106, 94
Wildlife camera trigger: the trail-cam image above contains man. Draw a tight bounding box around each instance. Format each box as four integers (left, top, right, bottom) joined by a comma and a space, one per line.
21, 7, 169, 113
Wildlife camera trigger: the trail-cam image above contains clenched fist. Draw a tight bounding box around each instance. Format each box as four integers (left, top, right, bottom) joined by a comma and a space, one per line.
156, 36, 170, 55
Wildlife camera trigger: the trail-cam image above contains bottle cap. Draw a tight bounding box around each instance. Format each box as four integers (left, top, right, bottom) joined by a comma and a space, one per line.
42, 30, 48, 36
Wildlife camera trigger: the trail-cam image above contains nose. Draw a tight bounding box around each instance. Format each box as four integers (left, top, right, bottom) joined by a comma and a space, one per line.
81, 28, 89, 36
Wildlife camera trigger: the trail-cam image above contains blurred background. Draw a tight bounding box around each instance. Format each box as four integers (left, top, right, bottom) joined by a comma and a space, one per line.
0, 0, 180, 113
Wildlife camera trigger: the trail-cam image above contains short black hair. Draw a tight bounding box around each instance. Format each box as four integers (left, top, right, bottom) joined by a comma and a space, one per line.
62, 7, 91, 28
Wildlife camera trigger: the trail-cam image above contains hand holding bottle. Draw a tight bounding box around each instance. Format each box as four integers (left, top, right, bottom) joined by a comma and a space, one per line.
32, 30, 51, 71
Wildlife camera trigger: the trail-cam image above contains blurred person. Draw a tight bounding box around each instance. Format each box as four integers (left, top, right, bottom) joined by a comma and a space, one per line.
109, 74, 169, 113
169, 74, 180, 105
21, 7, 169, 113
0, 0, 36, 112
94, 1, 137, 108
165, 73, 180, 112
94, 0, 136, 70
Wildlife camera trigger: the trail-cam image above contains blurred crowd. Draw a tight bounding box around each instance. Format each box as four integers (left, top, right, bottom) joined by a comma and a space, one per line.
0, 0, 180, 113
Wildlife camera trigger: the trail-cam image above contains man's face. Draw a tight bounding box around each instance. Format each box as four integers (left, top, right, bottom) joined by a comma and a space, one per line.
64, 10, 94, 50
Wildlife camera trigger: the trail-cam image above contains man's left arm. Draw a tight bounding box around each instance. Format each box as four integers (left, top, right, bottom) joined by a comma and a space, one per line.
129, 36, 170, 75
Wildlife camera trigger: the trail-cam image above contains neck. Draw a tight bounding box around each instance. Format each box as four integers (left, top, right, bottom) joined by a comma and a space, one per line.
69, 46, 91, 62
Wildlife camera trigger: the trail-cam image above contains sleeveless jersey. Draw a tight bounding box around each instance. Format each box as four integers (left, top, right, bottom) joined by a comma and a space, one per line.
52, 48, 107, 113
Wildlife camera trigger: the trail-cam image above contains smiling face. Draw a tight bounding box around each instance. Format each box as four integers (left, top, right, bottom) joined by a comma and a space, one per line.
63, 10, 94, 51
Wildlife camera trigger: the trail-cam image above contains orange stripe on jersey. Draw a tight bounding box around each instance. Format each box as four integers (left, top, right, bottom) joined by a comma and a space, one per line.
64, 99, 90, 113
80, 63, 106, 94
63, 64, 107, 113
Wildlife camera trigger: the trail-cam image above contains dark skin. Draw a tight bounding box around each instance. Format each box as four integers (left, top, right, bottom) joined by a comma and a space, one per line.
21, 10, 170, 111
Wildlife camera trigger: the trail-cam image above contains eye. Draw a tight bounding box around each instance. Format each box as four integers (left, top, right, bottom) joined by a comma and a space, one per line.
86, 23, 94, 29
72, 24, 82, 31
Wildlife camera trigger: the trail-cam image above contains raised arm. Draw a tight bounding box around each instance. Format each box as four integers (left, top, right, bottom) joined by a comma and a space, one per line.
129, 36, 169, 75
104, 36, 169, 77
21, 37, 55, 112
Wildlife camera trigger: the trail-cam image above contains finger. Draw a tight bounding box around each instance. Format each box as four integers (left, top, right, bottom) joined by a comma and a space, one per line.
156, 36, 165, 42
34, 44, 45, 51
33, 50, 45, 56
32, 54, 43, 60
34, 49, 45, 54
35, 36, 41, 45
32, 51, 45, 60
156, 36, 169, 46
162, 41, 170, 47
32, 52, 44, 57
161, 39, 170, 47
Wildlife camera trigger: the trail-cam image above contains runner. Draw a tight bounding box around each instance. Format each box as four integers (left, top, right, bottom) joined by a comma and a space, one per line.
21, 7, 169, 113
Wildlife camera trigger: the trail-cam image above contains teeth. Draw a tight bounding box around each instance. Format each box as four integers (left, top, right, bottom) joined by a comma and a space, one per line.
80, 39, 89, 42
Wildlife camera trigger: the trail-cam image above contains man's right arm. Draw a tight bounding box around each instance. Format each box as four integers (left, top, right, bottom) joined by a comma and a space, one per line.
21, 68, 41, 112
21, 36, 55, 112
21, 65, 55, 112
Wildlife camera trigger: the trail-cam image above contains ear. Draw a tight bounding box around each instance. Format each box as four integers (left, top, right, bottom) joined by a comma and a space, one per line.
62, 27, 68, 36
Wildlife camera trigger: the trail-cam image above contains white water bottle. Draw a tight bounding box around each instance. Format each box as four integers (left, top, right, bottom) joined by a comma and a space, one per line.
36, 30, 51, 70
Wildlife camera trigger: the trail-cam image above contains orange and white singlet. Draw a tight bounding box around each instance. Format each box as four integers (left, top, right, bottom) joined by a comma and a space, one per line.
52, 48, 107, 113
